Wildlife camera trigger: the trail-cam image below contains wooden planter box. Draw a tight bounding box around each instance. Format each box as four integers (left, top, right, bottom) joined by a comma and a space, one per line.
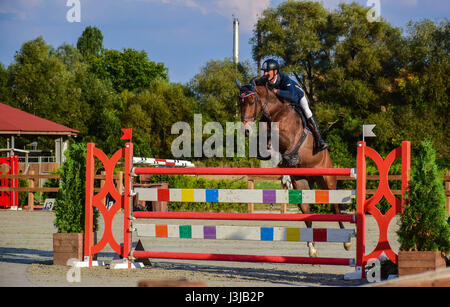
53, 233, 83, 265
398, 251, 447, 277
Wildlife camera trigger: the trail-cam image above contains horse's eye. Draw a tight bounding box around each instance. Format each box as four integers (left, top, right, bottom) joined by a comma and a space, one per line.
249, 99, 255, 106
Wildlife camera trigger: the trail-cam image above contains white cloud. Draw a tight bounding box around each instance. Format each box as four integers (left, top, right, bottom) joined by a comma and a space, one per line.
129, 0, 271, 32
213, 0, 271, 32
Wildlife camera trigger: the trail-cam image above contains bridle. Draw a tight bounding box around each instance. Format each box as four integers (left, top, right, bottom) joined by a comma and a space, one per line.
239, 88, 285, 122
239, 91, 260, 122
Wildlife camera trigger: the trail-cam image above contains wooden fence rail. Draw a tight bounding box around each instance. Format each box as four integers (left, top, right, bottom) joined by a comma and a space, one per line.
0, 172, 122, 210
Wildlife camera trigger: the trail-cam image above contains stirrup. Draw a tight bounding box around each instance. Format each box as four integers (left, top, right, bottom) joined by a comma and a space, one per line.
318, 139, 329, 151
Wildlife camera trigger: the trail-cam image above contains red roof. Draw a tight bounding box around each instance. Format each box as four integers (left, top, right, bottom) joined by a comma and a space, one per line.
0, 103, 79, 136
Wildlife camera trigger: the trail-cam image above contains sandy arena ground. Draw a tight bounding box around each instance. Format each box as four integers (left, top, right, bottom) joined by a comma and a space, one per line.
0, 210, 400, 287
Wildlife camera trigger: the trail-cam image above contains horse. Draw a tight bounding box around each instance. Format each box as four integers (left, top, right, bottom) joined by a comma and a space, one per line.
235, 76, 352, 257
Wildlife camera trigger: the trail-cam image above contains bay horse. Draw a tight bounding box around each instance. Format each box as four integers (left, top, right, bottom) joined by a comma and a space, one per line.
236, 76, 351, 257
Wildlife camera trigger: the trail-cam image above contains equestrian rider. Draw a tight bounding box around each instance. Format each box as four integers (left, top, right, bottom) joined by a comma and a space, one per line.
261, 59, 329, 152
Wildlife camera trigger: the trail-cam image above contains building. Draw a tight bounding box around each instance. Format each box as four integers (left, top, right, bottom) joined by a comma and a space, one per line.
0, 102, 79, 174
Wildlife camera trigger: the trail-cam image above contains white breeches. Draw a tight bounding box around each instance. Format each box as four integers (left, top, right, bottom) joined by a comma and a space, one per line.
299, 96, 313, 119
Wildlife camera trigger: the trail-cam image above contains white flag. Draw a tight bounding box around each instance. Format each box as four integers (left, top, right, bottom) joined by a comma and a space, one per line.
363, 124, 376, 141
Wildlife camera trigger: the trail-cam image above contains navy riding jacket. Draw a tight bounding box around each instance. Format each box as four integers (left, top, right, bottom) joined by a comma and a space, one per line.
271, 72, 305, 104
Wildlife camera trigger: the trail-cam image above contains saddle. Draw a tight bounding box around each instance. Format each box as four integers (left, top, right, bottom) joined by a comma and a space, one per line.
280, 103, 311, 167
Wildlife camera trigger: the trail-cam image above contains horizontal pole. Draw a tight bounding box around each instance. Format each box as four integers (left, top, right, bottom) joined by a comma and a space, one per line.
135, 188, 355, 204
133, 167, 354, 177
0, 187, 59, 192
134, 224, 355, 242
133, 212, 356, 223
0, 174, 60, 179
132, 251, 354, 266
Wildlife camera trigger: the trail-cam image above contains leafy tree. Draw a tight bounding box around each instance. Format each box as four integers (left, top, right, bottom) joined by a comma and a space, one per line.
251, 1, 332, 104
189, 58, 254, 124
0, 63, 11, 104
76, 26, 104, 59
121, 79, 198, 157
91, 48, 168, 92
8, 37, 89, 133
324, 3, 404, 117
395, 20, 449, 162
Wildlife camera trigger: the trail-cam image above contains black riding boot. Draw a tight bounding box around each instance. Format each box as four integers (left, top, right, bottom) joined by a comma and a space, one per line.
307, 115, 329, 152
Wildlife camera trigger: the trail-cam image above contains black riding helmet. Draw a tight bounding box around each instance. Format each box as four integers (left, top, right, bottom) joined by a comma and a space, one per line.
261, 59, 280, 72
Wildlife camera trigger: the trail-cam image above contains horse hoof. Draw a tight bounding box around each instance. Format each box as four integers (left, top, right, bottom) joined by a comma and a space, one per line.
309, 250, 318, 258
344, 242, 352, 251
308, 242, 318, 257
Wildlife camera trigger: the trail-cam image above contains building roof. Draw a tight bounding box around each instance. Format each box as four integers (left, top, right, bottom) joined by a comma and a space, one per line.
0, 103, 79, 136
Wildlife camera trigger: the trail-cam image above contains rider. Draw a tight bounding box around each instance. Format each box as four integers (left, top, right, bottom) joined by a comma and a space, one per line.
261, 59, 329, 152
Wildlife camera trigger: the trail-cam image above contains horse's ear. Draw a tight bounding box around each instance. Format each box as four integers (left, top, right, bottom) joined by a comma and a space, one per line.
254, 75, 269, 86
250, 78, 256, 89
235, 78, 242, 91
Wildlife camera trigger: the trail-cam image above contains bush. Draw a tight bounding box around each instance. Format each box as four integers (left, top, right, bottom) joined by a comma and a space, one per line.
54, 143, 98, 233
397, 140, 450, 253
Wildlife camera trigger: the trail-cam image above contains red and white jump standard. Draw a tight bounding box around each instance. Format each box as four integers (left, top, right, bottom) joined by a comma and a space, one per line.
80, 129, 410, 280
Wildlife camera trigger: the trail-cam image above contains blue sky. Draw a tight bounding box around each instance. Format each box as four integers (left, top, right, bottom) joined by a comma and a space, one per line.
0, 0, 448, 84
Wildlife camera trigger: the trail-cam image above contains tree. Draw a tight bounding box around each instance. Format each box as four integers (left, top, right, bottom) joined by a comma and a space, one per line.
251, 1, 332, 104
91, 48, 168, 93
322, 3, 404, 117
394, 20, 449, 162
76, 26, 104, 59
397, 140, 450, 252
121, 80, 198, 157
189, 58, 254, 124
8, 37, 89, 132
0, 63, 11, 104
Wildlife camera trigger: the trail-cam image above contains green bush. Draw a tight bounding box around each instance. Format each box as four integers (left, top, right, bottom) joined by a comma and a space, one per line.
18, 177, 28, 208
54, 143, 98, 233
397, 140, 450, 253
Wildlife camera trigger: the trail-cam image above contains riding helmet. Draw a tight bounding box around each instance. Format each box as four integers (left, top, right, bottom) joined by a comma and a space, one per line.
261, 59, 280, 72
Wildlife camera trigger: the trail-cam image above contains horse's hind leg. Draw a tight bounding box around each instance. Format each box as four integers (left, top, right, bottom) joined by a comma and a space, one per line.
292, 176, 318, 257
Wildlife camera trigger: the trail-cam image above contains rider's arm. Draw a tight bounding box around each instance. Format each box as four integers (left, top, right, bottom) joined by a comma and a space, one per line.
275, 82, 304, 103
273, 73, 304, 103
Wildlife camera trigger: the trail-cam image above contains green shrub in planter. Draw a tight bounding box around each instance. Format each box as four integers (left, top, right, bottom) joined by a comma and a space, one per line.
397, 140, 450, 253
54, 143, 98, 233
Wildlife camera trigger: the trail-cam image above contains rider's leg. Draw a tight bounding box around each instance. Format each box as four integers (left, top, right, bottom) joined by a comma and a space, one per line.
299, 96, 329, 151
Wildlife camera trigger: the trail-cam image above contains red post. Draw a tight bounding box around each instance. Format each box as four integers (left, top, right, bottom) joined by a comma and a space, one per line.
401, 141, 411, 213
84, 143, 95, 267
356, 141, 367, 278
123, 142, 133, 267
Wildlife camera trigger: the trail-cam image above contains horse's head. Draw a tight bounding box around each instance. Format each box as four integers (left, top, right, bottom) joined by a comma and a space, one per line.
236, 78, 261, 136
236, 75, 278, 136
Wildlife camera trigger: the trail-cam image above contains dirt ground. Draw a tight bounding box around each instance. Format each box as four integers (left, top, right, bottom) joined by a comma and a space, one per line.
0, 210, 400, 287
